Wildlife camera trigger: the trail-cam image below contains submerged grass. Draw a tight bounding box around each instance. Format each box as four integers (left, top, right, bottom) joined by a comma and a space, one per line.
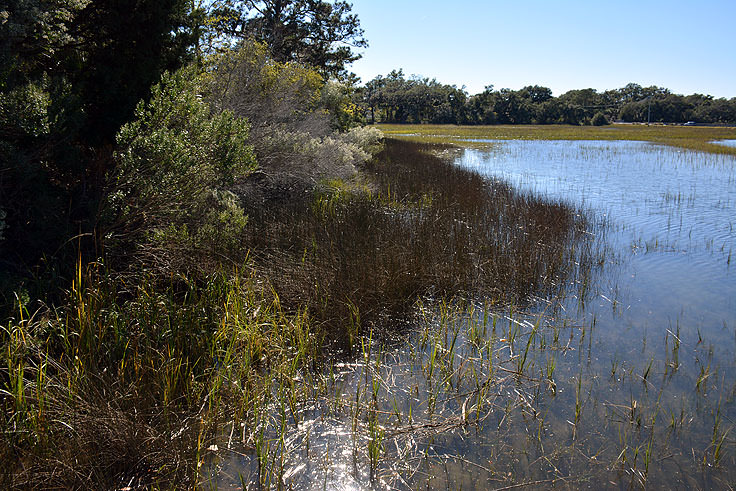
216, 291, 735, 489
377, 123, 736, 155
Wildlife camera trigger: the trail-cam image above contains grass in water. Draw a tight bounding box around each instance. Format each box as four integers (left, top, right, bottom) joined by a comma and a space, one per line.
243, 139, 593, 346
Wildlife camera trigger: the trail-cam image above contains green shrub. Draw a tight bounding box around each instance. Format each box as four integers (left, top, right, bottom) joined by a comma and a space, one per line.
206, 40, 325, 134
591, 111, 610, 126
103, 67, 256, 271
320, 79, 365, 131
206, 41, 382, 192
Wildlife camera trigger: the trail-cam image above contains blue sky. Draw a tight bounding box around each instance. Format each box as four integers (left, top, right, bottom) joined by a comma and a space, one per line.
346, 0, 736, 98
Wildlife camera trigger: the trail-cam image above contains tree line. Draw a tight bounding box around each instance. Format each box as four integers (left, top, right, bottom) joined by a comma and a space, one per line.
360, 71, 736, 126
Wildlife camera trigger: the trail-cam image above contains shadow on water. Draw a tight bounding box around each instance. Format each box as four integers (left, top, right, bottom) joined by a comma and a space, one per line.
207, 139, 736, 489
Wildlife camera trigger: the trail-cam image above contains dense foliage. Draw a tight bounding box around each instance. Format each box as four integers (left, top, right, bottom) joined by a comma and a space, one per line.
207, 0, 367, 77
0, 0, 201, 297
104, 68, 256, 272
362, 73, 736, 125
0, 0, 369, 301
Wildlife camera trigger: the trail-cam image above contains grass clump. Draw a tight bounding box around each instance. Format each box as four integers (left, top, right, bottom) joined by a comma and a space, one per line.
1, 264, 318, 488
244, 139, 593, 345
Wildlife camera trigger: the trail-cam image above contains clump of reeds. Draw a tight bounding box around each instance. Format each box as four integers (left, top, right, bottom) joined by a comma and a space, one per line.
0, 262, 319, 488
244, 139, 592, 345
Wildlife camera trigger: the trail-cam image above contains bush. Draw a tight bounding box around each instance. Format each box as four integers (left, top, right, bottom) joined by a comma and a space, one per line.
206, 40, 327, 137
338, 126, 384, 159
207, 41, 383, 195
103, 67, 256, 272
254, 125, 383, 185
320, 80, 365, 131
591, 111, 610, 126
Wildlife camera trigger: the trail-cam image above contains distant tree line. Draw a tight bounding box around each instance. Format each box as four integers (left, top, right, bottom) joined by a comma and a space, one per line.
360, 72, 736, 125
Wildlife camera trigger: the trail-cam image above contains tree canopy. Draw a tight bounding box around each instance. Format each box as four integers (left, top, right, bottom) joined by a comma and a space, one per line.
0, 0, 202, 278
208, 0, 367, 77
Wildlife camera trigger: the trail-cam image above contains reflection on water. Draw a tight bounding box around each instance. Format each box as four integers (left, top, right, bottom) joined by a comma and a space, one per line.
210, 140, 736, 489
456, 141, 735, 350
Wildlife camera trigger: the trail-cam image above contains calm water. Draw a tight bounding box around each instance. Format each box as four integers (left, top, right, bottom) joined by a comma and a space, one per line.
211, 140, 736, 489
457, 141, 735, 349
714, 139, 736, 148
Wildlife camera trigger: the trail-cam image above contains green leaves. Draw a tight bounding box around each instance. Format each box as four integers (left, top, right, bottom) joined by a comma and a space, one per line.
105, 67, 256, 269
207, 0, 367, 77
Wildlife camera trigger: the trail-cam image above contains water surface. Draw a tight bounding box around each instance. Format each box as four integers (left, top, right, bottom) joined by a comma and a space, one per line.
714, 139, 736, 148
211, 140, 736, 489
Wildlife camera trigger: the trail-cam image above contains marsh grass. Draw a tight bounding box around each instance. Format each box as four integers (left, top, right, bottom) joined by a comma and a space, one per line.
243, 139, 592, 347
262, 136, 736, 489
0, 265, 321, 489
378, 123, 736, 155
1, 138, 597, 487
5, 138, 731, 489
